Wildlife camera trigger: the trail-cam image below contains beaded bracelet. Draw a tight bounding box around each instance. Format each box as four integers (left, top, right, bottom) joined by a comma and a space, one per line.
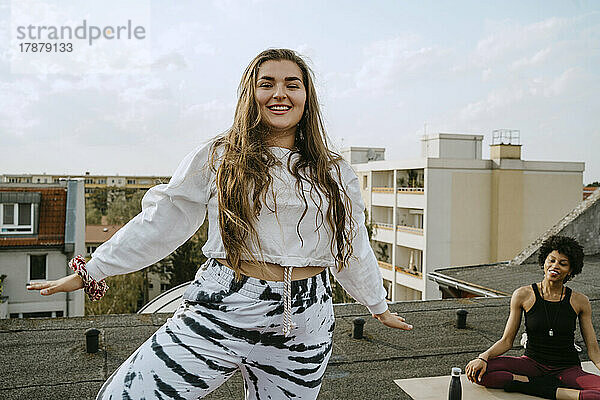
69, 255, 108, 301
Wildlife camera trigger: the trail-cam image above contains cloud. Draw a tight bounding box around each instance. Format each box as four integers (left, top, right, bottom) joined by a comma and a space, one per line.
510, 47, 552, 70
455, 66, 595, 128
472, 17, 570, 67
354, 35, 451, 91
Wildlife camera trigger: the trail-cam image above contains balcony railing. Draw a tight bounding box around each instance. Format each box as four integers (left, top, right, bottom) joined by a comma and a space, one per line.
372, 187, 424, 194
377, 260, 422, 278
373, 223, 424, 235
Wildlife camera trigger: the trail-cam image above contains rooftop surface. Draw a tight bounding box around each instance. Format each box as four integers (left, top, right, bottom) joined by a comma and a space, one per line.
2, 293, 600, 399
85, 224, 124, 244
436, 254, 600, 299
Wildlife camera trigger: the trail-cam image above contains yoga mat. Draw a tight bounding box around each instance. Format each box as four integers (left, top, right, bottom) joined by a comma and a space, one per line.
394, 361, 599, 399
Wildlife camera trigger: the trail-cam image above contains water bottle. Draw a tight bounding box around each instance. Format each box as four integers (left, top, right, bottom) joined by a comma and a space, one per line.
448, 367, 462, 400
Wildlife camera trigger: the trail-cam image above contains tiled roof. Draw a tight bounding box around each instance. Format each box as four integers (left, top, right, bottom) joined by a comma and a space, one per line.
0, 186, 66, 248
85, 224, 124, 244
584, 186, 598, 200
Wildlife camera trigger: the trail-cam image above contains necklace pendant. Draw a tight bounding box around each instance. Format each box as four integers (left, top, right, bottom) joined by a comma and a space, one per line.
549, 329, 554, 337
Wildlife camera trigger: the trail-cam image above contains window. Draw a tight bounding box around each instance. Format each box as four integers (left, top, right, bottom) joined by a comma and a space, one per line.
97, 179, 106, 184
85, 178, 94, 184
29, 254, 47, 281
23, 311, 52, 318
1, 203, 34, 234
160, 283, 170, 291
363, 175, 368, 190
127, 179, 136, 185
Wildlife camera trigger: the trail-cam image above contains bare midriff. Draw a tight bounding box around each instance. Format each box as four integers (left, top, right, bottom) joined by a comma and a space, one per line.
216, 258, 326, 282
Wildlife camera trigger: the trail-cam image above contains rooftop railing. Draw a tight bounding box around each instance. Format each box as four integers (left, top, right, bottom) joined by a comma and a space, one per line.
377, 260, 422, 278
372, 187, 424, 194
373, 223, 424, 235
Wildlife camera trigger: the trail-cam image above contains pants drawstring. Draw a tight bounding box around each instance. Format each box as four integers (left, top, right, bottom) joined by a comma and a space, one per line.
283, 266, 296, 336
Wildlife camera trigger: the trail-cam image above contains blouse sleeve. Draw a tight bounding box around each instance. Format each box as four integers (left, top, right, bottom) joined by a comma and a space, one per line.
329, 162, 389, 315
85, 142, 214, 281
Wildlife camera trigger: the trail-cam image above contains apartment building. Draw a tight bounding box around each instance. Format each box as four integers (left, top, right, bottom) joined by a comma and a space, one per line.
1, 173, 170, 197
0, 180, 86, 318
346, 131, 583, 301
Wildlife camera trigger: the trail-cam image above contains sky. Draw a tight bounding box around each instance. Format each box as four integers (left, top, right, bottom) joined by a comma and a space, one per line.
1, 0, 599, 183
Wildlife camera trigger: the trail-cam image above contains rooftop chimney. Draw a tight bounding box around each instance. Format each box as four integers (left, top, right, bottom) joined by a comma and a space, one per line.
490, 129, 521, 160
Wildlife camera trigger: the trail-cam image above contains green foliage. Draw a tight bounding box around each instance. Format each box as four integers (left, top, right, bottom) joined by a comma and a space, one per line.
88, 187, 108, 214
375, 242, 390, 263
364, 209, 374, 241
85, 201, 102, 225
329, 270, 355, 304
160, 221, 209, 288
106, 190, 145, 225
586, 181, 600, 187
85, 270, 145, 315
0, 274, 7, 300
86, 187, 146, 224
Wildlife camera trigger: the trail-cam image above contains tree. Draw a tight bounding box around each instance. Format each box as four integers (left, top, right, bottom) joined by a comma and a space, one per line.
84, 188, 159, 313
88, 187, 108, 215
160, 221, 209, 288
586, 181, 600, 187
85, 270, 145, 315
85, 201, 102, 225
106, 190, 146, 225
0, 274, 7, 299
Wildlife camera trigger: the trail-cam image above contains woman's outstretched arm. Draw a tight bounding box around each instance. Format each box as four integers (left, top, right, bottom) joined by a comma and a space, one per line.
329, 162, 411, 330
28, 142, 215, 296
465, 286, 528, 382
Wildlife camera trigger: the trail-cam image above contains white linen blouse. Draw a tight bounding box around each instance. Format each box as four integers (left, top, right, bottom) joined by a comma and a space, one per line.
86, 141, 388, 315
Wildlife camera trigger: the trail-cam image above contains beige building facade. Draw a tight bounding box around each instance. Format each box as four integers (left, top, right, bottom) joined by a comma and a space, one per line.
1, 173, 170, 197
347, 132, 584, 301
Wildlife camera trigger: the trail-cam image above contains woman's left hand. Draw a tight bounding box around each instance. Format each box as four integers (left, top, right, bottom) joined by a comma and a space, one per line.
373, 310, 413, 330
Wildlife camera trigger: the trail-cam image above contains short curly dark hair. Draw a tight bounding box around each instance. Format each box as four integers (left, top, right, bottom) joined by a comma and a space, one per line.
538, 235, 584, 281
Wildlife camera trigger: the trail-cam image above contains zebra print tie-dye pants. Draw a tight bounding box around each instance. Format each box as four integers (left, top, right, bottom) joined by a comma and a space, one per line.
97, 258, 335, 399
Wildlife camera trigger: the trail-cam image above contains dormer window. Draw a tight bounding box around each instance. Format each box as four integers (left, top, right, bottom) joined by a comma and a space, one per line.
1, 203, 34, 233
0, 192, 40, 235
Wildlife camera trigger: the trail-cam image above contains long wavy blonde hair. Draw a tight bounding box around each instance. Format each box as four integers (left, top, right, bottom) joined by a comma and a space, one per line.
209, 48, 355, 278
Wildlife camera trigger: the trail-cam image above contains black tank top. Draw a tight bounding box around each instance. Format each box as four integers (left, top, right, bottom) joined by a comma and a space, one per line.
524, 283, 580, 367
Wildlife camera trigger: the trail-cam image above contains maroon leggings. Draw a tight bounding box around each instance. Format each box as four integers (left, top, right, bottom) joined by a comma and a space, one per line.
479, 356, 600, 399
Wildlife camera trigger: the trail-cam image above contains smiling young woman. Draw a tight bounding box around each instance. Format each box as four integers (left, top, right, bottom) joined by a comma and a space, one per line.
465, 235, 600, 400
254, 59, 307, 143
27, 48, 412, 400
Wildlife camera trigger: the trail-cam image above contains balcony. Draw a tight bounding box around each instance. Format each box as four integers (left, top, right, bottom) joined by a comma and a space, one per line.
377, 260, 423, 292
372, 187, 424, 208
378, 260, 422, 278
372, 223, 424, 249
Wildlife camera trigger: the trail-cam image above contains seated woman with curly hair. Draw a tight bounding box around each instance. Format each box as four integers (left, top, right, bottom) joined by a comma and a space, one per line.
465, 235, 600, 400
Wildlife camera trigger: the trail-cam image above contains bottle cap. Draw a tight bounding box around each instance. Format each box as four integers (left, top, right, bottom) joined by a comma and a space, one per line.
451, 367, 461, 376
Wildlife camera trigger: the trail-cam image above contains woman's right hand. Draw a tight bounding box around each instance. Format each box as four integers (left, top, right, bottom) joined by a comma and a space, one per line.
27, 274, 84, 296
465, 357, 487, 383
